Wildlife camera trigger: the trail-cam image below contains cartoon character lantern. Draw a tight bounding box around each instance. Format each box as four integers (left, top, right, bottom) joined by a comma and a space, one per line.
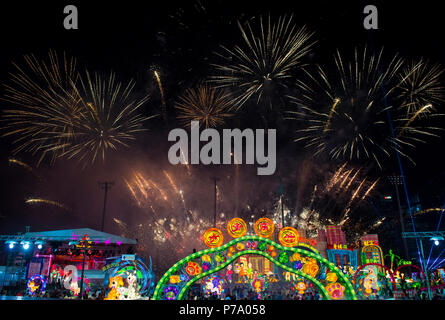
105, 276, 124, 300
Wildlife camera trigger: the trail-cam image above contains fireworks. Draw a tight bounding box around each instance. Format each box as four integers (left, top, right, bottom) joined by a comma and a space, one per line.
125, 171, 170, 207
125, 170, 188, 212
1, 51, 154, 167
292, 163, 379, 235
152, 69, 167, 122
121, 166, 231, 263
8, 158, 34, 174
395, 59, 445, 116
163, 170, 180, 196
148, 179, 169, 201
211, 15, 316, 110
175, 85, 233, 128
113, 217, 128, 230
1, 51, 82, 165
180, 147, 192, 175
415, 208, 445, 216
117, 158, 382, 270
369, 217, 386, 230
271, 198, 292, 229
8, 157, 42, 180
288, 47, 444, 169
61, 71, 153, 165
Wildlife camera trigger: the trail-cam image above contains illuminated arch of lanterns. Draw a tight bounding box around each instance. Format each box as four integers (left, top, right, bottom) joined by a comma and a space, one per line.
201, 218, 349, 300
152, 217, 357, 300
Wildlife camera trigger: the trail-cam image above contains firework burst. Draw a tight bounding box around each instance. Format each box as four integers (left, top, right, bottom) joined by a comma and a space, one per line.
125, 171, 169, 208
175, 84, 233, 128
395, 59, 445, 116
291, 162, 380, 237
211, 14, 316, 110
60, 71, 154, 165
2, 52, 154, 167
1, 51, 82, 165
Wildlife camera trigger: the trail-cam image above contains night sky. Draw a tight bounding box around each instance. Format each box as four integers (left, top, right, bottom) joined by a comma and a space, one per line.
1, 1, 445, 268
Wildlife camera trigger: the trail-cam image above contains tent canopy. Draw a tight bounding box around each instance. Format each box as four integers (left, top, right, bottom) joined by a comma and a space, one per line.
18, 228, 137, 245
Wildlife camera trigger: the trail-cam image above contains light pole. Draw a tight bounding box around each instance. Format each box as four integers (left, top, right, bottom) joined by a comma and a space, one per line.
211, 177, 219, 227
402, 231, 445, 300
279, 176, 285, 228
418, 239, 431, 300
388, 175, 410, 260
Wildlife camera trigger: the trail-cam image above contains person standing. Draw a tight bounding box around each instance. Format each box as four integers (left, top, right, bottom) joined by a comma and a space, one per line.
247, 263, 253, 281
239, 263, 247, 283
226, 264, 233, 284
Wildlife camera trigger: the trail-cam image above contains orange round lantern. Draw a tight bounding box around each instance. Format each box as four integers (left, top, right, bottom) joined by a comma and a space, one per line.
203, 228, 224, 248
227, 218, 247, 238
278, 227, 299, 247
254, 218, 275, 238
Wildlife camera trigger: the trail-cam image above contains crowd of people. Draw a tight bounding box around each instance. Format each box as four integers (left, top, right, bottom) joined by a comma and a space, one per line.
185, 285, 445, 300
188, 287, 320, 300
2, 268, 445, 300
0, 282, 108, 300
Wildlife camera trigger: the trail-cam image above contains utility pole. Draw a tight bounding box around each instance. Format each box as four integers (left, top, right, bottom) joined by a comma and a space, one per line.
211, 177, 219, 227
99, 181, 114, 232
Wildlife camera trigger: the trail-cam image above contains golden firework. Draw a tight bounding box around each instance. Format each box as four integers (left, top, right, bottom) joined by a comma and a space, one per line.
175, 85, 233, 128
2, 52, 154, 167
60, 71, 153, 165
1, 50, 82, 165
212, 14, 316, 109
25, 198, 70, 211
288, 47, 444, 169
